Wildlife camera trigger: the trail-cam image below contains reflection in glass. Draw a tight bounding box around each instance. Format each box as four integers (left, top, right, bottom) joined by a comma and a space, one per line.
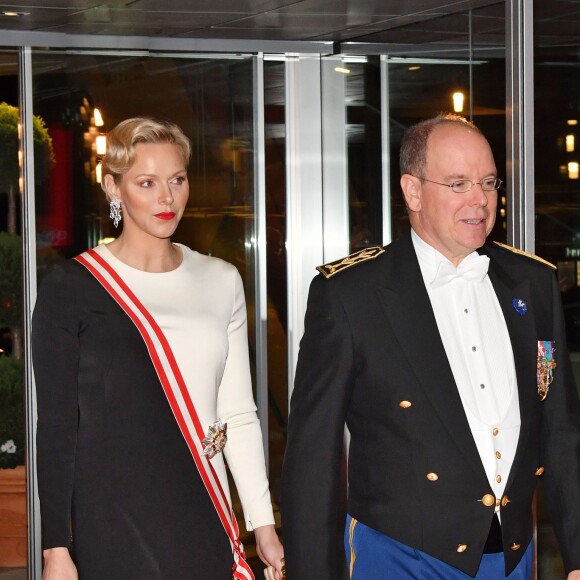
345, 57, 383, 252
343, 5, 507, 246
534, 1, 580, 576
264, 59, 287, 511
30, 49, 270, 572
0, 48, 28, 569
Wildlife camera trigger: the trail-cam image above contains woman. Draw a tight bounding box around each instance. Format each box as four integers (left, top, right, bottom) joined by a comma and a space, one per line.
32, 117, 284, 580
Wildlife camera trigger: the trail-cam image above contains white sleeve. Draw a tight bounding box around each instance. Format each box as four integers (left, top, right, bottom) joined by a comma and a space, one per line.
218, 269, 275, 530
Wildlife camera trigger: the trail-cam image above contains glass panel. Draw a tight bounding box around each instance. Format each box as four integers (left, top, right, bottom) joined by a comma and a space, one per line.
345, 56, 384, 252
263, 59, 287, 510
0, 48, 28, 571
365, 4, 507, 244
534, 1, 580, 576
30, 49, 267, 572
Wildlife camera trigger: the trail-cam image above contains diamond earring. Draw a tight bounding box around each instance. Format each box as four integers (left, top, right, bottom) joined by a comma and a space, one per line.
109, 199, 122, 228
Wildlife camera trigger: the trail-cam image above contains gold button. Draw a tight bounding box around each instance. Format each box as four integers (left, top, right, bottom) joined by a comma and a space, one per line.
495, 451, 501, 459
399, 400, 412, 409
496, 475, 502, 483
492, 427, 499, 436
426, 472, 439, 481
457, 544, 468, 553
511, 542, 521, 551
481, 494, 495, 507
535, 466, 545, 476
501, 495, 509, 507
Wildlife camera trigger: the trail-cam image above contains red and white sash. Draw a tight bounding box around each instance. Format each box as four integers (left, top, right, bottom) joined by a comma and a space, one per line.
75, 248, 254, 580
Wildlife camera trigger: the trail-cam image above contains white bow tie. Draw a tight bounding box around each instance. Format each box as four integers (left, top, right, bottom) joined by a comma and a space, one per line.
430, 254, 490, 289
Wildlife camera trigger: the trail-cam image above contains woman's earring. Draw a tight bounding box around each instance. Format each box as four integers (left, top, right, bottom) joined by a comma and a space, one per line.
109, 199, 122, 228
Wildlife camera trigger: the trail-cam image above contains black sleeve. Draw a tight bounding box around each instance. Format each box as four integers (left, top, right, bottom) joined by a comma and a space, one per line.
281, 275, 354, 580
32, 265, 80, 550
540, 271, 580, 573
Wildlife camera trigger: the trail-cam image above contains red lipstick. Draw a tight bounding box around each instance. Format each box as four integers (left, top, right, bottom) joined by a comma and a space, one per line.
154, 212, 176, 220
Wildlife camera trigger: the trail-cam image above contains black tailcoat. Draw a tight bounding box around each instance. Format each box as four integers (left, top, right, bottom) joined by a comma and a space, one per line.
281, 230, 580, 579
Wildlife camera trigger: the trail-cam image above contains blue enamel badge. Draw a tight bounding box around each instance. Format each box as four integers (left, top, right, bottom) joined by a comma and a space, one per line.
512, 298, 527, 315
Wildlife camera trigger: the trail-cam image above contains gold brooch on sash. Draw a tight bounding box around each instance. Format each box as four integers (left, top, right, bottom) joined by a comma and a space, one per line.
202, 419, 228, 458
537, 341, 556, 401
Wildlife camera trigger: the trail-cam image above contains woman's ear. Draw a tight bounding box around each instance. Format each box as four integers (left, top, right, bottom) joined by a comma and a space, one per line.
103, 174, 119, 202
400, 173, 422, 213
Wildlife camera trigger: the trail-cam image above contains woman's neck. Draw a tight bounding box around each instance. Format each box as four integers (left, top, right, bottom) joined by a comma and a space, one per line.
106, 234, 182, 273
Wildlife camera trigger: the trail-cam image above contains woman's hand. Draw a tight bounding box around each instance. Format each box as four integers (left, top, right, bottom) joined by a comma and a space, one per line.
42, 547, 78, 580
254, 524, 285, 579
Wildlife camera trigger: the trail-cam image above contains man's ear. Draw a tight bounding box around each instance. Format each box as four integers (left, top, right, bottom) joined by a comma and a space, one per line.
400, 173, 422, 213
103, 174, 119, 202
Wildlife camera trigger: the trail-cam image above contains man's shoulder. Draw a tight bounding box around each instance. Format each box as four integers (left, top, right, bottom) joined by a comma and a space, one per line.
488, 241, 556, 271
316, 246, 386, 280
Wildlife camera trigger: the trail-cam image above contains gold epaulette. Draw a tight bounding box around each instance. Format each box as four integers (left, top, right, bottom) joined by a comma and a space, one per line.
493, 241, 556, 270
316, 246, 385, 279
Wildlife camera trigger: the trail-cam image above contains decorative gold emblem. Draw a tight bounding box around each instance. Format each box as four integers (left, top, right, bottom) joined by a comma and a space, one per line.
202, 419, 228, 459
537, 341, 556, 401
316, 246, 385, 279
493, 241, 556, 269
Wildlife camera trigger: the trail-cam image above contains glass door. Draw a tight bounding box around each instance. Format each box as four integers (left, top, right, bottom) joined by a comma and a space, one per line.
29, 48, 273, 574
0, 47, 27, 573
533, 1, 580, 577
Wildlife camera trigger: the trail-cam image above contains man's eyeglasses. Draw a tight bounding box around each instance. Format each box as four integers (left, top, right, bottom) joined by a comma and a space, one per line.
416, 176, 503, 194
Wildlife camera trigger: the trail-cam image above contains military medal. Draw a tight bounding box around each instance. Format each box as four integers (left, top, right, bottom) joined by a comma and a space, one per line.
537, 341, 556, 401
202, 419, 228, 458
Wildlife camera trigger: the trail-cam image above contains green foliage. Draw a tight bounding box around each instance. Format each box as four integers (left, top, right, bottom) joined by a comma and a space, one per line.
0, 356, 25, 468
0, 101, 54, 194
0, 233, 23, 332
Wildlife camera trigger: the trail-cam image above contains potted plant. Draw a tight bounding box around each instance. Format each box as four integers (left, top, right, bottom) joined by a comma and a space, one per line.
0, 355, 25, 469
0, 233, 27, 566
0, 354, 26, 566
0, 101, 54, 236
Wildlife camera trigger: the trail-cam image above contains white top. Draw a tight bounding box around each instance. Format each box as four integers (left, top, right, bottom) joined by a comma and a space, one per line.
94, 242, 275, 531
411, 230, 521, 505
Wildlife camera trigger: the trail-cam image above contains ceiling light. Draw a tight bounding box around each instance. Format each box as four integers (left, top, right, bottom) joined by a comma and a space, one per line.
342, 56, 367, 64
93, 108, 104, 127
568, 161, 579, 180
452, 92, 465, 113
334, 67, 351, 74
567, 119, 578, 126
1, 11, 28, 16
408, 66, 421, 71
96, 135, 107, 155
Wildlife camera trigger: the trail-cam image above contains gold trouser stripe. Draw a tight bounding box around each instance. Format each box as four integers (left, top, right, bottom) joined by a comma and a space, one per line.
349, 517, 358, 578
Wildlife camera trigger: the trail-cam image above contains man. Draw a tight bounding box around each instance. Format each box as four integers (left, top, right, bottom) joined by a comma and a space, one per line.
281, 114, 580, 579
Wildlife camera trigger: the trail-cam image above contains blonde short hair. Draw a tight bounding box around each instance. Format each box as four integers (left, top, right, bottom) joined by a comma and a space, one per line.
101, 117, 191, 195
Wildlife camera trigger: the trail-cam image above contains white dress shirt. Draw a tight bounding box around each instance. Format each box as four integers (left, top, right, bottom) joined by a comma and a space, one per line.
411, 230, 521, 508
